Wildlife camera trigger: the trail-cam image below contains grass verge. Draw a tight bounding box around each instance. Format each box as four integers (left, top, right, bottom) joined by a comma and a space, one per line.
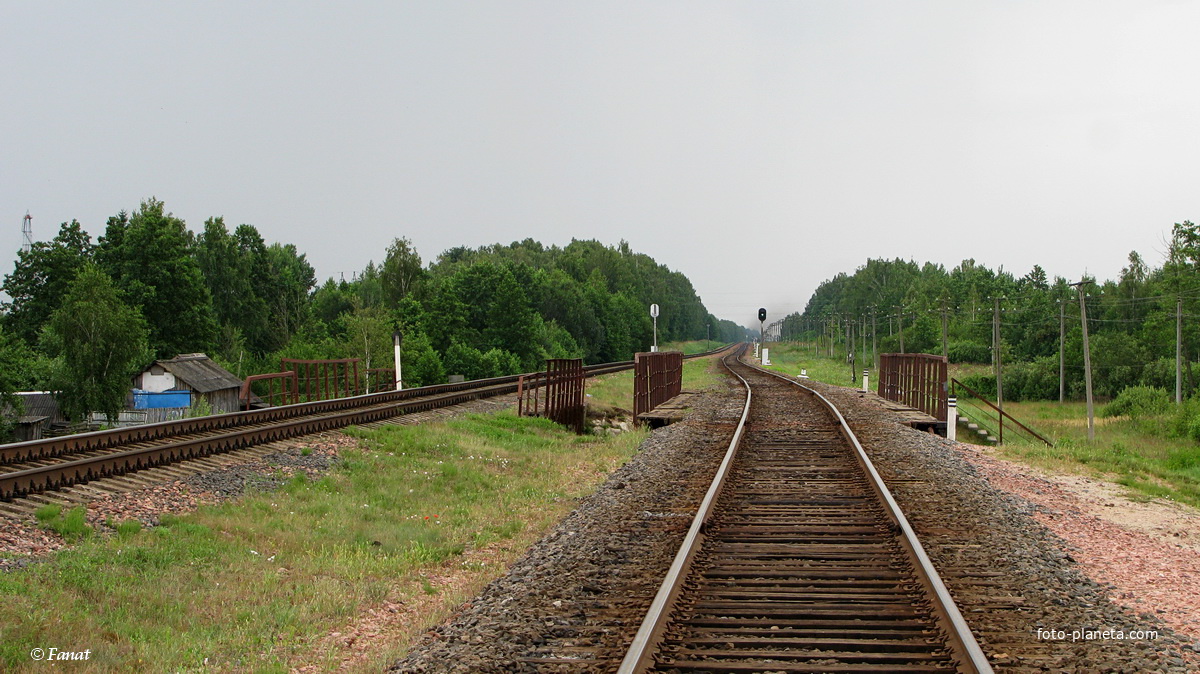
763, 342, 1200, 509
660, 339, 726, 355
995, 401, 1200, 509
757, 341, 868, 388
0, 411, 647, 673
586, 353, 726, 416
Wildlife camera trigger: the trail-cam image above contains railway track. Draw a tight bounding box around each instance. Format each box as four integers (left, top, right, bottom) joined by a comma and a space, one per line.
618, 352, 993, 673
0, 349, 729, 503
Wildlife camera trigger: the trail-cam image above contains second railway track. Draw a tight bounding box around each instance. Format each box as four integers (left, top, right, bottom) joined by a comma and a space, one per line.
0, 351, 729, 503
618, 351, 992, 673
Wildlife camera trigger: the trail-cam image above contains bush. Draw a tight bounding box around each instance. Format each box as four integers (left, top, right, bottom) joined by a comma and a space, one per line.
947, 341, 992, 364
1139, 358, 1176, 390
956, 373, 996, 399
481, 348, 521, 378
1102, 385, 1171, 419
1004, 357, 1059, 401
1169, 399, 1200, 439
443, 342, 488, 380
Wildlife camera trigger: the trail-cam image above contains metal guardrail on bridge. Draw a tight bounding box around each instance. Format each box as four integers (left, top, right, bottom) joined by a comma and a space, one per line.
878, 352, 948, 422
633, 351, 683, 419
951, 378, 1053, 447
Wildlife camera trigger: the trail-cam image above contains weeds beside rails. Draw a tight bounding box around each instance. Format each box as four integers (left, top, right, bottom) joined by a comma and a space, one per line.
760, 343, 1200, 510
1, 410, 646, 672
990, 396, 1200, 509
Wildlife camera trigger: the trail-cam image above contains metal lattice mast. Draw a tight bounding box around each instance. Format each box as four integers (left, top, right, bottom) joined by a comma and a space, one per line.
21, 212, 33, 254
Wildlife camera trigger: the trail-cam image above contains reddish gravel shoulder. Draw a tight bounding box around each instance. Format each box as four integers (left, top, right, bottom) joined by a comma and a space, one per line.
958, 444, 1200, 642
807, 378, 1200, 670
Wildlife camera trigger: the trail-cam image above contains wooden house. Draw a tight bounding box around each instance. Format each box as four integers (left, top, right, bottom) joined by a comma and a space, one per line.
132, 353, 243, 414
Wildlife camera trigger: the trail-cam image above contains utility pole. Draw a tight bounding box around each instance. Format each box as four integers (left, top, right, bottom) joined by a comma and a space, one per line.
871, 308, 878, 371
993, 297, 1004, 422
1177, 296, 1183, 405
860, 316, 866, 370
1058, 299, 1065, 404
848, 319, 856, 382
941, 298, 949, 360
898, 311, 905, 354
1072, 281, 1096, 442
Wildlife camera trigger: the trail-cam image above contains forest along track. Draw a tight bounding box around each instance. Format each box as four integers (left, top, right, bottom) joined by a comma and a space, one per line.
619, 354, 992, 673
0, 353, 730, 509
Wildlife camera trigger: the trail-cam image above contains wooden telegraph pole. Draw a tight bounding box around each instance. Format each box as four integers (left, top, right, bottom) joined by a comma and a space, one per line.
993, 297, 1004, 437
941, 297, 949, 360
860, 316, 867, 371
1177, 296, 1183, 405
871, 307, 878, 371
1072, 281, 1096, 442
1058, 298, 1065, 403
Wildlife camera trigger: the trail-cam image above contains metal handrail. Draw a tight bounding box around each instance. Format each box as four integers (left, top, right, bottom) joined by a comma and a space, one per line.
951, 378, 1053, 447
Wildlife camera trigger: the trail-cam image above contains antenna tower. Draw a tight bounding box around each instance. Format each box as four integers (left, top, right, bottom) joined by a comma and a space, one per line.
21, 212, 33, 254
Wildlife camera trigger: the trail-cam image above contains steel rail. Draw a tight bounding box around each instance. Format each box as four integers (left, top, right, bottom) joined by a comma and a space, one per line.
748, 360, 994, 673
1, 346, 732, 465
618, 350, 993, 673
1, 345, 735, 501
0, 363, 619, 463
618, 345, 753, 673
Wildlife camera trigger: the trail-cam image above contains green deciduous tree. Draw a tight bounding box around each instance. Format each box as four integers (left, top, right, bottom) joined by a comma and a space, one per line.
96, 199, 217, 358
381, 237, 423, 306
41, 264, 151, 421
2, 220, 95, 346
341, 304, 393, 373
400, 330, 445, 387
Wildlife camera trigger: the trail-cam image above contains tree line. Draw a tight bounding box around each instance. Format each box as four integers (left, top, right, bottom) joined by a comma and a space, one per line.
779, 221, 1200, 402
0, 198, 743, 424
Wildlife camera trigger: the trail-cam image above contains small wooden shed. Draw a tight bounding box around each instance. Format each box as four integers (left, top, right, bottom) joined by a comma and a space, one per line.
132, 353, 243, 414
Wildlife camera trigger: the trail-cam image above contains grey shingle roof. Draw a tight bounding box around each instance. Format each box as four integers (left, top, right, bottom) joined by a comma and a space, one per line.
151, 353, 242, 393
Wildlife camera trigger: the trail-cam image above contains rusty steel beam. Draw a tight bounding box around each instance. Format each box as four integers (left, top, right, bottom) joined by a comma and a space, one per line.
877, 352, 948, 422
633, 351, 683, 419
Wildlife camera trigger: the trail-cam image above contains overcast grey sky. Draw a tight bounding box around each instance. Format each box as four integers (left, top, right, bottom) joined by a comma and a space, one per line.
3, 2, 1198, 328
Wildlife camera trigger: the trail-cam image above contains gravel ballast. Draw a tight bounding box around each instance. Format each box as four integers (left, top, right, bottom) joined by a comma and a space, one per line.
394, 367, 1198, 673
390, 379, 745, 672
805, 378, 1197, 672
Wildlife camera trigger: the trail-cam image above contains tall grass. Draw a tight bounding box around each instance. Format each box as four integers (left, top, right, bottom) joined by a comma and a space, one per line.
757, 341, 868, 388
0, 412, 646, 672
586, 354, 725, 415
761, 342, 1200, 509
993, 400, 1200, 508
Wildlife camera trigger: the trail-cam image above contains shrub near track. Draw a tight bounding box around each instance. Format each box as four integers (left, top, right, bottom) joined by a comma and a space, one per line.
0, 411, 646, 673
999, 401, 1200, 509
761, 342, 1200, 508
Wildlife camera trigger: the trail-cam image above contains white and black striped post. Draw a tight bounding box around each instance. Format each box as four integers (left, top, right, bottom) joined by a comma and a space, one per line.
947, 397, 957, 442
862, 369, 869, 393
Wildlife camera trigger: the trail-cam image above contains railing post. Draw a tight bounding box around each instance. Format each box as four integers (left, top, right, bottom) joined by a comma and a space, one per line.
947, 397, 957, 442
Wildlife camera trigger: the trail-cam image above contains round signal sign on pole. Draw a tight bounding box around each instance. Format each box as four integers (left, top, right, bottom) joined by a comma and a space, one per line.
650, 303, 659, 318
